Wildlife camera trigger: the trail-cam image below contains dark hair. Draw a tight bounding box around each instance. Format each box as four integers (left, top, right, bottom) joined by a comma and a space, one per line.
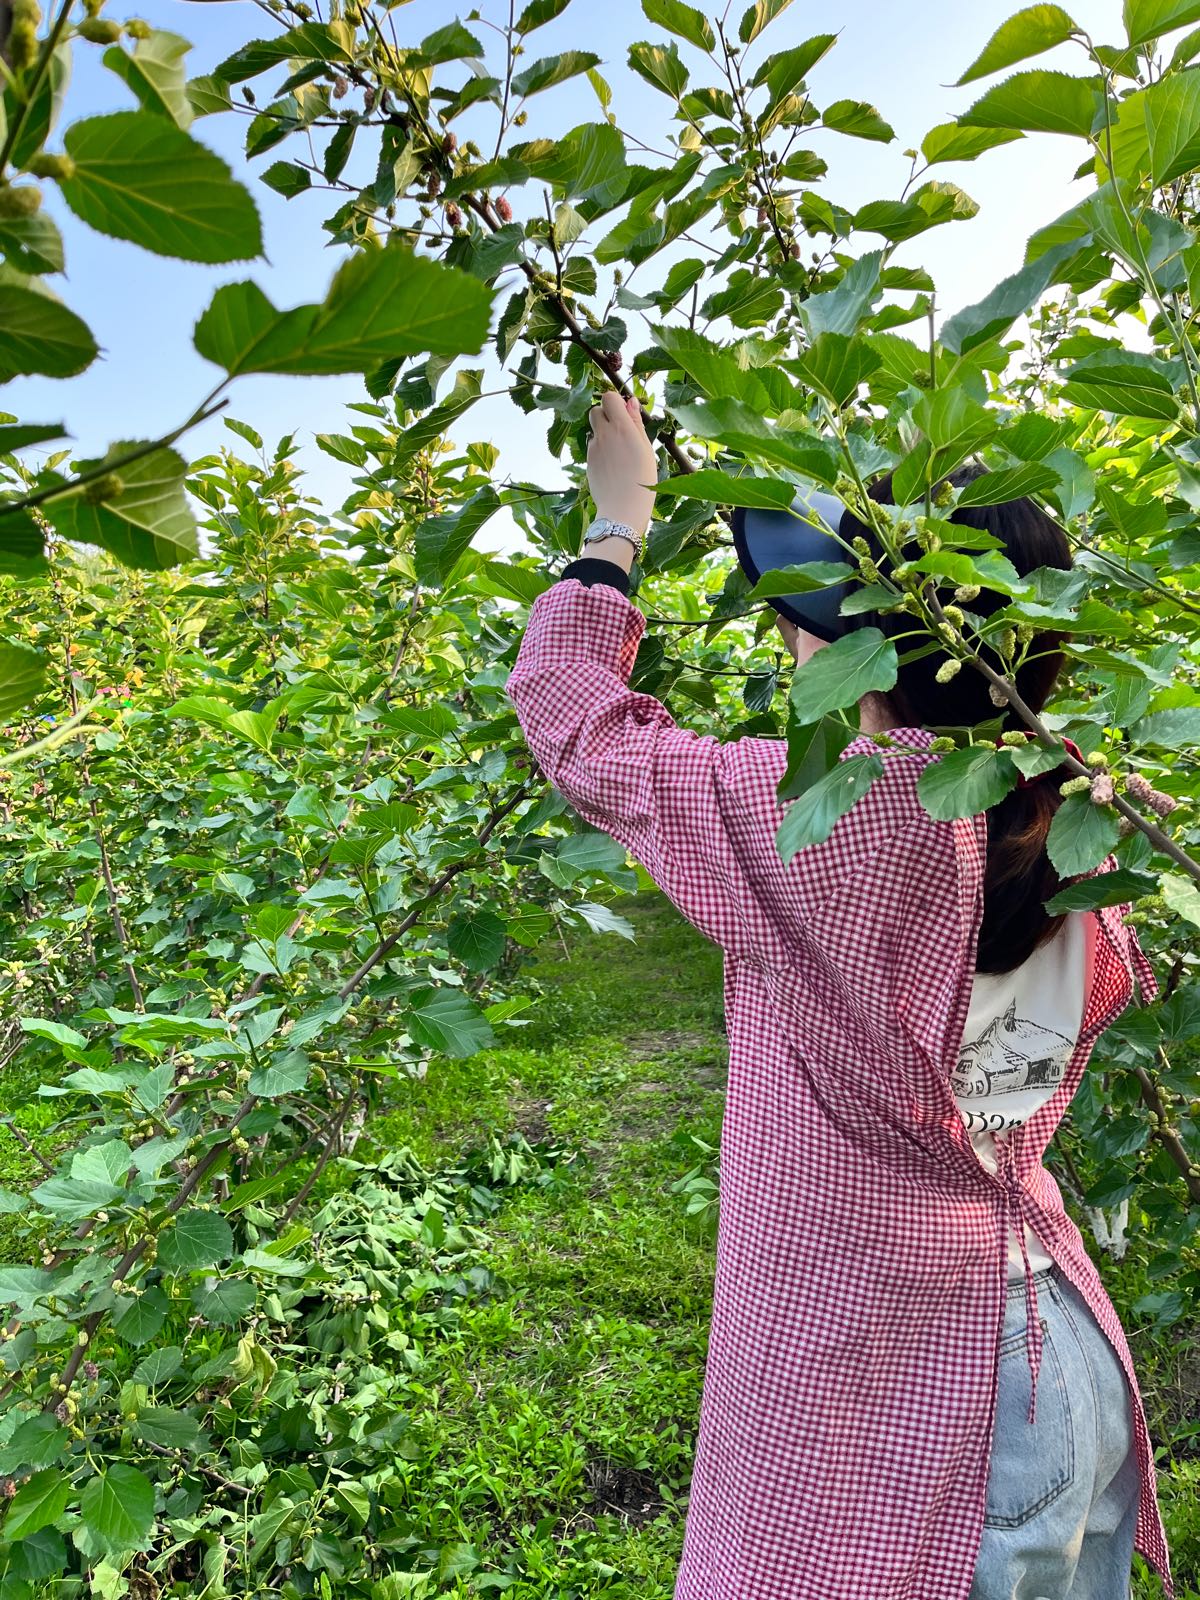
839, 465, 1075, 975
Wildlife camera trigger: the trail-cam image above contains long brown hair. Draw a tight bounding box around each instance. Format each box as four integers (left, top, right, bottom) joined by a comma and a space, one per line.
839, 467, 1075, 975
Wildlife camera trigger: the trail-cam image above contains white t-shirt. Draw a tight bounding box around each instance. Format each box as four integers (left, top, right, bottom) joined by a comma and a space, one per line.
951, 912, 1096, 1279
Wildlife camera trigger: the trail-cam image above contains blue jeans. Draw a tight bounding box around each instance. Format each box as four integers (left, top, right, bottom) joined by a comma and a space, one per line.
969, 1262, 1140, 1600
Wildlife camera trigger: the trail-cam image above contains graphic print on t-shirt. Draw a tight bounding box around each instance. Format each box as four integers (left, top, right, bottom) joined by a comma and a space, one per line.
950, 997, 1076, 1107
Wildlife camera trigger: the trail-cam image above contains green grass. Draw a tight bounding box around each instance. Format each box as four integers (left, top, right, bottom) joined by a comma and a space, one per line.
364, 889, 1200, 1600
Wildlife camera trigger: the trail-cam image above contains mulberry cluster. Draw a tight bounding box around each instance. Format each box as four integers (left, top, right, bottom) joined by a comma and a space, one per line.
1090, 773, 1115, 805
1125, 770, 1179, 817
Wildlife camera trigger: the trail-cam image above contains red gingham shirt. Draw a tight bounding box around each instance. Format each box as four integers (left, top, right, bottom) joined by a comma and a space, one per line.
506, 576, 1173, 1600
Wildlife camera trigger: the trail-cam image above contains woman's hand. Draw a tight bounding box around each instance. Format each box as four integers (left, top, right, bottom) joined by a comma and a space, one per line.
587, 390, 657, 535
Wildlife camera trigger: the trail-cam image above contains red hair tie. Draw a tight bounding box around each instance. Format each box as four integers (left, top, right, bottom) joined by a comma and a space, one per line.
994, 735, 1082, 788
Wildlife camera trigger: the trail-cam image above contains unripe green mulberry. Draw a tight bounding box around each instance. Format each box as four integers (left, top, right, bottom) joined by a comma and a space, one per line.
954, 584, 980, 603
935, 658, 962, 684
9, 17, 38, 69
942, 604, 965, 628
26, 152, 76, 182
0, 184, 42, 219
999, 730, 1030, 746
994, 627, 1016, 657
82, 473, 124, 504
78, 17, 122, 42
124, 16, 151, 37
933, 479, 954, 507
1059, 775, 1091, 797
13, 0, 42, 24
929, 736, 956, 753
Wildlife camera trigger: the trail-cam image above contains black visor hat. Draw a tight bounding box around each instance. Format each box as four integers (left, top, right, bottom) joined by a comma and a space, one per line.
731, 488, 856, 642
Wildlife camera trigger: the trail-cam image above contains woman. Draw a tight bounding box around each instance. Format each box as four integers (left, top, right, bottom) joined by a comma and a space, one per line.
504, 391, 1173, 1600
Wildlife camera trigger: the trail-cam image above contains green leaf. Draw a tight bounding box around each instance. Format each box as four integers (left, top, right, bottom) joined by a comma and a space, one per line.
0, 210, 65, 275
921, 122, 1025, 163
248, 1049, 310, 1097
4, 1469, 69, 1541
0, 424, 64, 455
407, 989, 496, 1058
80, 1466, 154, 1556
941, 238, 1080, 353
0, 272, 98, 381
669, 397, 841, 483
643, 0, 715, 49
61, 111, 262, 263
158, 1209, 234, 1272
1110, 72, 1200, 188
414, 487, 501, 586
788, 627, 898, 724
777, 754, 884, 861
952, 462, 1058, 505
185, 73, 232, 116
511, 50, 601, 97
1160, 871, 1200, 928
133, 1346, 183, 1386
654, 469, 795, 510
792, 332, 881, 405
912, 386, 995, 453
1059, 350, 1180, 420
214, 22, 352, 83
43, 444, 197, 570
628, 40, 689, 97
448, 910, 508, 972
194, 250, 493, 375
652, 324, 774, 408
798, 250, 884, 338
516, 0, 571, 32
132, 1408, 208, 1452
1046, 793, 1122, 876
415, 22, 483, 64
752, 37, 837, 103
957, 5, 1079, 85
960, 70, 1101, 137
260, 160, 311, 199
9, 42, 70, 168
822, 99, 895, 142
917, 744, 1018, 820
103, 31, 194, 128
190, 1277, 256, 1323
747, 561, 855, 599
0, 642, 48, 720
1044, 867, 1158, 912
739, 0, 794, 45
1124, 0, 1200, 45
1131, 706, 1200, 748
0, 1416, 68, 1475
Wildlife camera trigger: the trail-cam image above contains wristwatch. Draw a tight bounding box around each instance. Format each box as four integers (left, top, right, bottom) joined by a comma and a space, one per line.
582, 517, 644, 560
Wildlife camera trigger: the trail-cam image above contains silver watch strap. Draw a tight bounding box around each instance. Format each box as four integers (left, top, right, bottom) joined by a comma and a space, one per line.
583, 517, 643, 557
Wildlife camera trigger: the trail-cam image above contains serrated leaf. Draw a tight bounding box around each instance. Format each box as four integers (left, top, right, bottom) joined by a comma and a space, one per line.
511, 50, 600, 96
822, 99, 895, 142
61, 111, 261, 263
4, 1468, 70, 1541
104, 31, 194, 127
407, 989, 496, 1058
1124, 0, 1200, 46
789, 628, 898, 724
0, 271, 98, 381
957, 5, 1079, 85
447, 910, 508, 972
42, 443, 197, 570
777, 754, 884, 861
1046, 792, 1122, 876
921, 122, 1025, 163
917, 743, 1018, 820
80, 1465, 154, 1555
642, 0, 715, 51
0, 210, 65, 275
1130, 706, 1200, 748
960, 69, 1101, 137
157, 1209, 234, 1272
0, 645, 50, 722
654, 469, 795, 510
195, 251, 492, 375
739, 0, 794, 45
1044, 867, 1158, 912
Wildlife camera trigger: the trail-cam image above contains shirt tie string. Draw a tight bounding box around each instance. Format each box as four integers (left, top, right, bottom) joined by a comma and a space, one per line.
996, 1133, 1043, 1426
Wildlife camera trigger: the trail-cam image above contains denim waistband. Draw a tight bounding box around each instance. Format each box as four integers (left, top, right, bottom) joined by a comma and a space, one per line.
1004, 1262, 1059, 1299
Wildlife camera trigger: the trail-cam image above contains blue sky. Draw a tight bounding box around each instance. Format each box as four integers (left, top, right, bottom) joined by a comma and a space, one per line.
8, 0, 1128, 557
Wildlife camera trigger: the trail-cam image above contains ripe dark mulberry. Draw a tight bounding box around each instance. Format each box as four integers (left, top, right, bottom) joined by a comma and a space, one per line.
445, 202, 462, 227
